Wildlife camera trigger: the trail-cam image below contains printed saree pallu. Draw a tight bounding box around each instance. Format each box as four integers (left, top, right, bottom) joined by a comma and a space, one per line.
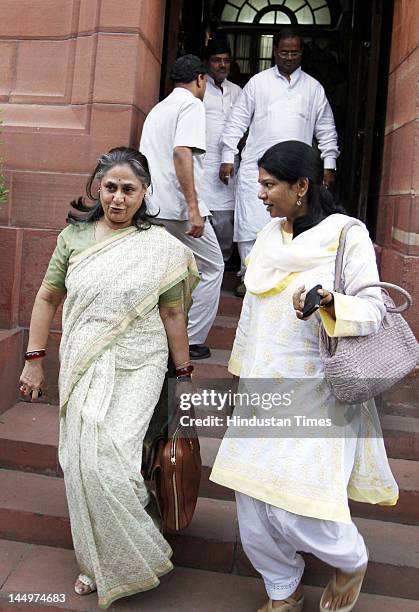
57, 226, 198, 609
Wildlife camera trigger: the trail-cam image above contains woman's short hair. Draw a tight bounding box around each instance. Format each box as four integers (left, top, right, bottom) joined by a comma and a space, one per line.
67, 147, 157, 230
258, 140, 344, 237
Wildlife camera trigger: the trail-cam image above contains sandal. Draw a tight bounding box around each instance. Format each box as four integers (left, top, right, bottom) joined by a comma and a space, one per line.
257, 594, 305, 612
74, 573, 97, 595
319, 567, 367, 611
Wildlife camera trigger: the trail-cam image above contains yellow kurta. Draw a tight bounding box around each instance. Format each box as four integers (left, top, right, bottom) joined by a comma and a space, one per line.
210, 215, 398, 524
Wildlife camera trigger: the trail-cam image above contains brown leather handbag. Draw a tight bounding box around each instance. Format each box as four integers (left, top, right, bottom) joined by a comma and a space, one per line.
151, 414, 201, 531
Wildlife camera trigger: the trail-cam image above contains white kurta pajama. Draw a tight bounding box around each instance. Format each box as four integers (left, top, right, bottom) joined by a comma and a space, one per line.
140, 87, 224, 345
210, 214, 398, 597
221, 66, 339, 274
202, 76, 241, 260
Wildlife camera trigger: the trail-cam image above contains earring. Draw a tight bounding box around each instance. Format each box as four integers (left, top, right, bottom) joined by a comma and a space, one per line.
296, 197, 302, 207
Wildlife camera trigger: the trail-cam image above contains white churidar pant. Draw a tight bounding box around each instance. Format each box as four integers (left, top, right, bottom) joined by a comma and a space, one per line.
235, 433, 368, 600
157, 219, 224, 345
236, 492, 368, 600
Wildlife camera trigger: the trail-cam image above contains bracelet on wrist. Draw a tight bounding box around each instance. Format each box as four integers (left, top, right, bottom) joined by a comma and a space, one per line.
175, 364, 194, 379
25, 349, 46, 361
176, 375, 192, 382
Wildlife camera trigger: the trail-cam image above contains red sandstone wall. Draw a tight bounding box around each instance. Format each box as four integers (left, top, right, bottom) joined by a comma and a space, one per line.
0, 1, 166, 407
376, 0, 419, 335
0, 0, 166, 331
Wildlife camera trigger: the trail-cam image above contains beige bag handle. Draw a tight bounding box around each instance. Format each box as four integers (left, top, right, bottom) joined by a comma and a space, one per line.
335, 220, 412, 313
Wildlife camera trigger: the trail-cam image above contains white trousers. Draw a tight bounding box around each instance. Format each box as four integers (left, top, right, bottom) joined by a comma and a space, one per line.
236, 492, 368, 601
158, 219, 224, 345
237, 240, 254, 278
210, 210, 234, 262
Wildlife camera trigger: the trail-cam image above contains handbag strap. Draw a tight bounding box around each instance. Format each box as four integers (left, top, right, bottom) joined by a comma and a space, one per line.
334, 219, 413, 313
334, 219, 363, 293
354, 281, 412, 313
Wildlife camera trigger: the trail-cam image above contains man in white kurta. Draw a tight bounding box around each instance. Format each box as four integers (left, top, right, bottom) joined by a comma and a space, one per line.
219, 29, 339, 287
202, 39, 241, 262
140, 55, 224, 360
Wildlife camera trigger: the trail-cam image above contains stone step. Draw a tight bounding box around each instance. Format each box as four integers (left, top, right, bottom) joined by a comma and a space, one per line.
192, 348, 230, 379
221, 270, 240, 292
1, 403, 419, 524
0, 402, 61, 476
218, 289, 243, 318
1, 471, 419, 600
206, 315, 237, 350
0, 328, 24, 416
381, 415, 419, 461
1, 539, 417, 612
379, 379, 419, 419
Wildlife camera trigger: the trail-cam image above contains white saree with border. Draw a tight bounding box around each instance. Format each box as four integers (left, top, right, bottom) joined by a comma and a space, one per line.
57, 225, 198, 609
210, 214, 398, 524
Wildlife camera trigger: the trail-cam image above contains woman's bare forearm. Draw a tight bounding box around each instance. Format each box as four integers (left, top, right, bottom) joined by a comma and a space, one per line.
159, 306, 190, 368
26, 286, 64, 351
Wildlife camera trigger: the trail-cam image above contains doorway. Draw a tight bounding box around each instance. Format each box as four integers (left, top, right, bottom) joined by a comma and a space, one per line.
164, 0, 394, 237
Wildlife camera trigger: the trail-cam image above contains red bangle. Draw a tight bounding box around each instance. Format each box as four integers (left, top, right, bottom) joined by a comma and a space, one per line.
25, 349, 46, 361
175, 364, 194, 378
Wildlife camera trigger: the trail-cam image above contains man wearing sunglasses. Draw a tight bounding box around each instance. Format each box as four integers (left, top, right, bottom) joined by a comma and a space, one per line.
219, 28, 339, 297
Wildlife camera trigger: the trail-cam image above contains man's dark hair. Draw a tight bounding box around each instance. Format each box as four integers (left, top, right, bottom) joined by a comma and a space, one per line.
273, 28, 303, 49
204, 38, 231, 60
170, 54, 208, 83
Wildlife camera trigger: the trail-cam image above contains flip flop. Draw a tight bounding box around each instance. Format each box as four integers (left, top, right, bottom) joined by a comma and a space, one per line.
257, 594, 305, 612
74, 573, 97, 595
319, 567, 366, 612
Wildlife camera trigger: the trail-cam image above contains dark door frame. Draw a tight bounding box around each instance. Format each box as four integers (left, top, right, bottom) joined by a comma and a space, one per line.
160, 0, 394, 236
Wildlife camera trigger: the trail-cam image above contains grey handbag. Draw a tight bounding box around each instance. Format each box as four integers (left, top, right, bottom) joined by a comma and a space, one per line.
319, 219, 418, 404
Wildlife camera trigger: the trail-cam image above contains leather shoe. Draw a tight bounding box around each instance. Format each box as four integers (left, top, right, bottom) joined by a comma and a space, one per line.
234, 281, 246, 298
189, 344, 211, 360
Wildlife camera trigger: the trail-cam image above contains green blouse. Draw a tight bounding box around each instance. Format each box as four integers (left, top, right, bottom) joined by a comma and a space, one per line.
42, 223, 184, 306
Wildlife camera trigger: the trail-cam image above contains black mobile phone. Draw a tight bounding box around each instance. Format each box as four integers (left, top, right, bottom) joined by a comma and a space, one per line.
302, 284, 322, 318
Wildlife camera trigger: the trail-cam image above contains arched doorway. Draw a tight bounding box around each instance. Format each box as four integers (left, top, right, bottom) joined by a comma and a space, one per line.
163, 0, 394, 235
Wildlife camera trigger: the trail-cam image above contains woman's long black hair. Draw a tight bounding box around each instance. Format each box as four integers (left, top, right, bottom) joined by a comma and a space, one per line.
67, 147, 158, 230
258, 140, 345, 238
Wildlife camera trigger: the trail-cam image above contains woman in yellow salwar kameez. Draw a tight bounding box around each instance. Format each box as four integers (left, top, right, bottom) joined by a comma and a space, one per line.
210, 141, 398, 612
19, 147, 199, 609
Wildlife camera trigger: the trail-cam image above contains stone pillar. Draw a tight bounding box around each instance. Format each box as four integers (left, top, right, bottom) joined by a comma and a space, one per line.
376, 0, 418, 334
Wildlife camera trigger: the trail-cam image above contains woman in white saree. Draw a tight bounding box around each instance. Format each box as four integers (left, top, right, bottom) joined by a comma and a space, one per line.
210, 141, 398, 612
19, 147, 199, 609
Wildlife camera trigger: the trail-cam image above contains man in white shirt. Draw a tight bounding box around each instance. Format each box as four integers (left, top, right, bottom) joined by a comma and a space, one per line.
140, 55, 224, 360
202, 39, 241, 262
220, 28, 339, 296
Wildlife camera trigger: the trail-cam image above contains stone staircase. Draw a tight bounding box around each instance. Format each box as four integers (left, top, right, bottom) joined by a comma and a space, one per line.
0, 273, 418, 611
